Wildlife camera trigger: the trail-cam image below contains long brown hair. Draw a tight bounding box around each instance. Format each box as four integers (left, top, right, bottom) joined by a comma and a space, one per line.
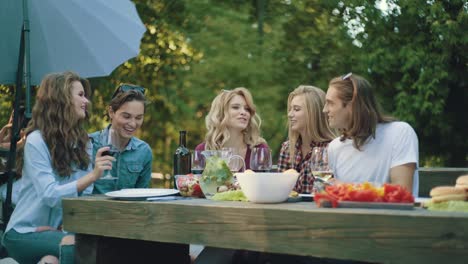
18, 71, 91, 177
329, 73, 395, 150
287, 86, 336, 159
205, 87, 266, 150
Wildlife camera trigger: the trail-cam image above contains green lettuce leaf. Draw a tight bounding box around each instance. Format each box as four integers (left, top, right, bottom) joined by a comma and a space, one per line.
426, 201, 468, 212
211, 190, 247, 201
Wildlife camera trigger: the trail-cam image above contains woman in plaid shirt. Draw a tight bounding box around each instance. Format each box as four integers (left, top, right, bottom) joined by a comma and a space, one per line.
277, 86, 336, 194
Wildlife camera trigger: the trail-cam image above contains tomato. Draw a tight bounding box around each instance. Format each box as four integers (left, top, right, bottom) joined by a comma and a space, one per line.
314, 192, 338, 208
325, 184, 352, 201
192, 184, 204, 198
317, 182, 414, 206
383, 184, 414, 203
400, 191, 414, 203
348, 189, 381, 202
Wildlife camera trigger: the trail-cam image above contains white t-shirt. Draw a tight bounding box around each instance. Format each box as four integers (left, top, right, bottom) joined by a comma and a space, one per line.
328, 121, 419, 196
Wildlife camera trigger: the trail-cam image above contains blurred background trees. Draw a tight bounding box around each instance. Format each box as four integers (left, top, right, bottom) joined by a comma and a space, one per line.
1, 0, 466, 174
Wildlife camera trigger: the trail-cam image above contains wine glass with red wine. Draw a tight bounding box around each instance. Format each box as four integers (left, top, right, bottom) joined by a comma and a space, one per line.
191, 150, 205, 175
99, 128, 119, 180
250, 148, 272, 172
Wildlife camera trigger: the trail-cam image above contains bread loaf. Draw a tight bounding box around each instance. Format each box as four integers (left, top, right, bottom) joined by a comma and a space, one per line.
455, 175, 468, 190
430, 186, 466, 203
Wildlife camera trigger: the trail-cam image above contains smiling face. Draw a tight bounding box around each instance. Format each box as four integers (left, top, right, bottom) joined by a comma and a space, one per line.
109, 100, 145, 141
226, 95, 251, 132
71, 80, 89, 119
323, 86, 352, 130
288, 94, 307, 134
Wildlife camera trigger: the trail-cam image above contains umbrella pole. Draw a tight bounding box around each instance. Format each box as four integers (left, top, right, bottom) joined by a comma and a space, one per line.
3, 3, 28, 228
23, 0, 32, 119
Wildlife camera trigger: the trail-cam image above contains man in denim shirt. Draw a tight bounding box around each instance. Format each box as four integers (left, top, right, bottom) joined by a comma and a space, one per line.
89, 84, 153, 194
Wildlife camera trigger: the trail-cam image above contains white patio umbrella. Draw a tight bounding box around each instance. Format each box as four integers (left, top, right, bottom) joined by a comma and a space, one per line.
0, 0, 146, 223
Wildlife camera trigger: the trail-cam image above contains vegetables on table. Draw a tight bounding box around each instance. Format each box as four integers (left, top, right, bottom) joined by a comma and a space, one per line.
315, 182, 414, 207
212, 190, 248, 201
289, 191, 299, 198
425, 200, 468, 212
176, 174, 204, 198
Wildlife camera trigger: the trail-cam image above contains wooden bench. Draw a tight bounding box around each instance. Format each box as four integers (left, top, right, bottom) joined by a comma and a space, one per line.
418, 167, 468, 197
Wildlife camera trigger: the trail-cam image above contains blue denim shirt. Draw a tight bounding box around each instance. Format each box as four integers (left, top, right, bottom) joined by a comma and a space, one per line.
89, 127, 153, 194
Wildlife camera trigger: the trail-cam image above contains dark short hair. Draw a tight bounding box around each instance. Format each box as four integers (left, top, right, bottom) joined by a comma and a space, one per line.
107, 89, 147, 120
112, 84, 145, 99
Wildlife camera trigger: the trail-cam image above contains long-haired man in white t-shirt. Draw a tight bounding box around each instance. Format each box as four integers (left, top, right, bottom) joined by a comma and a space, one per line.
323, 73, 419, 196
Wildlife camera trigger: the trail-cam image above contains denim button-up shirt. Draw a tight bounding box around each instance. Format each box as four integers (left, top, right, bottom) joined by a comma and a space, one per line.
89, 128, 153, 194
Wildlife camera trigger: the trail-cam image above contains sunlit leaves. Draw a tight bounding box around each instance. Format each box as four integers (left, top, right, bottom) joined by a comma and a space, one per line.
2, 0, 465, 173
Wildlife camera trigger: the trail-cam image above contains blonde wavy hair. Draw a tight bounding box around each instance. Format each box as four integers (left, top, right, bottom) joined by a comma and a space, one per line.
287, 85, 336, 158
204, 87, 266, 150
18, 71, 91, 177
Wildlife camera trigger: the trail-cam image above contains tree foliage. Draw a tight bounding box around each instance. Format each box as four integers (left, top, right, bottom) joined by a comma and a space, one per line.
274, 0, 467, 166
334, 0, 467, 165
1, 0, 466, 175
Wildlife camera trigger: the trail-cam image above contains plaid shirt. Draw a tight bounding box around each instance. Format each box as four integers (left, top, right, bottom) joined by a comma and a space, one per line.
277, 138, 330, 194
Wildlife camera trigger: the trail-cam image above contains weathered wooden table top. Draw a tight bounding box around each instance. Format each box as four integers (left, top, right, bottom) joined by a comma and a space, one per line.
63, 196, 468, 264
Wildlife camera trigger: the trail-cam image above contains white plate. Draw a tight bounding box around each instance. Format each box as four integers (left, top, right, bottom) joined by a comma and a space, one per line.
298, 193, 314, 201
105, 188, 179, 200
415, 197, 431, 204
415, 197, 431, 206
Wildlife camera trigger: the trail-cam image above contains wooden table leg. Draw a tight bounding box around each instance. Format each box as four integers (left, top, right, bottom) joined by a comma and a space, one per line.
75, 234, 190, 264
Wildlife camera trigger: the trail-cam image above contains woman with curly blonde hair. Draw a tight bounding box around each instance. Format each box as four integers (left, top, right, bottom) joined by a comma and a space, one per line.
3, 71, 113, 264
195, 88, 268, 169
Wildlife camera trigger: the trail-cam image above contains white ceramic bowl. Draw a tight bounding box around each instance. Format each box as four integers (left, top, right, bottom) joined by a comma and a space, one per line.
235, 172, 299, 203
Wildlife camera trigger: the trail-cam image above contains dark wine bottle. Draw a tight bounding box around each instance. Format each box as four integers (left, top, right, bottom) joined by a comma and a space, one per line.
173, 130, 191, 189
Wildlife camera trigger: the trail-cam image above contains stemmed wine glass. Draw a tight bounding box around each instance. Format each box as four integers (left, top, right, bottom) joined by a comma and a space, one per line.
191, 150, 205, 175
250, 148, 272, 172
99, 128, 120, 180
310, 147, 334, 193
221, 147, 245, 173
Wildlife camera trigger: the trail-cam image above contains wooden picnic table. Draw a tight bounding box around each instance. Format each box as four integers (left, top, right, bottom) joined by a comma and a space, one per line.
62, 195, 468, 264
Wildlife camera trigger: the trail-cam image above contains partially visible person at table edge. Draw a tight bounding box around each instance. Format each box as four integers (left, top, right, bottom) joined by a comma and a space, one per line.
277, 85, 336, 194
2, 71, 114, 264
195, 87, 268, 170
323, 72, 419, 196
0, 106, 26, 150
0, 106, 27, 206
89, 83, 152, 194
